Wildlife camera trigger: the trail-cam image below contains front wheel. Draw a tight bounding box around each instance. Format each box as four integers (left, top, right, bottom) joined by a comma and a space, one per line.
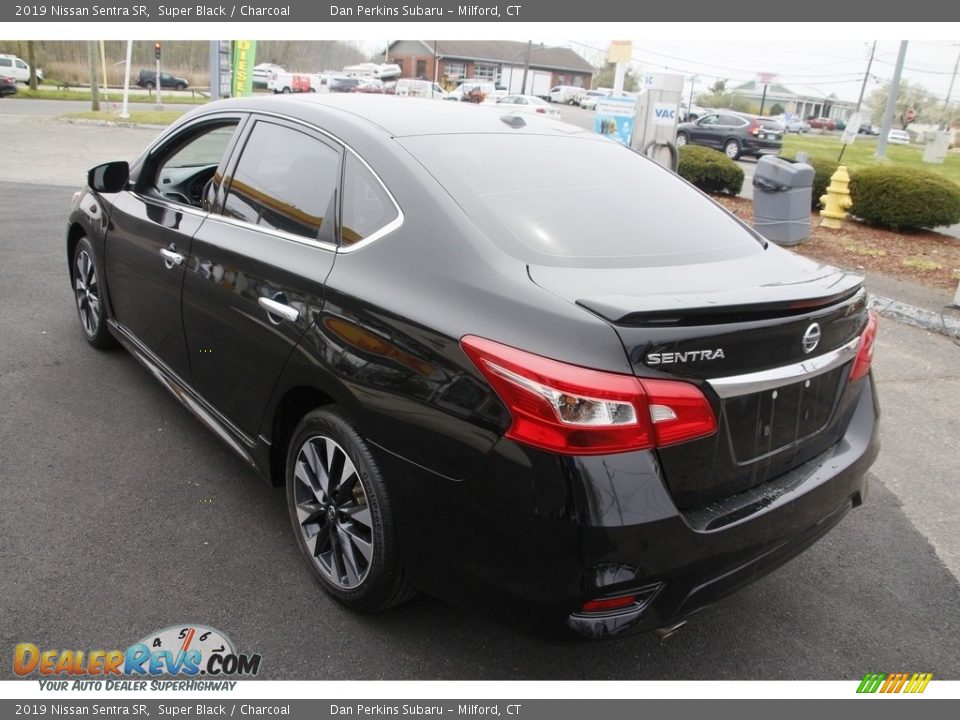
281, 87, 291, 94
72, 237, 116, 349
724, 139, 741, 160
675, 132, 689, 148
285, 408, 414, 611
175, 82, 186, 91
144, 81, 155, 90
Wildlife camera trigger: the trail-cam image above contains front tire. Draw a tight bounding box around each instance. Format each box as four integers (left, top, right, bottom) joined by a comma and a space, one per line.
724, 139, 741, 160
72, 237, 116, 349
676, 132, 689, 148
285, 408, 414, 611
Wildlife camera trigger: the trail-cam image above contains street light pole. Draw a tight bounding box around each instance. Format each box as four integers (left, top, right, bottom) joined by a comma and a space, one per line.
688, 75, 697, 119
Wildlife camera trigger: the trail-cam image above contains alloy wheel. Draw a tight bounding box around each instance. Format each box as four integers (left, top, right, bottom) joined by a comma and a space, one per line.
74, 249, 101, 337
293, 435, 374, 589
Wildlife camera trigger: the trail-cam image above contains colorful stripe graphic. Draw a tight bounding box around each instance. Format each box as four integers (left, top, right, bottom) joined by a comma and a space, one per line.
857, 672, 932, 694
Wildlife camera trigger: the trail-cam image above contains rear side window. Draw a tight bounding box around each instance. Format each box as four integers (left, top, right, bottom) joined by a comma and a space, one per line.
0, 59, 11, 68
340, 154, 399, 247
222, 121, 339, 241
400, 134, 763, 268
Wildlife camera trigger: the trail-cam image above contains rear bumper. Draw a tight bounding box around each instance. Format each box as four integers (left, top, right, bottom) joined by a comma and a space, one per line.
374, 374, 879, 639
744, 139, 783, 156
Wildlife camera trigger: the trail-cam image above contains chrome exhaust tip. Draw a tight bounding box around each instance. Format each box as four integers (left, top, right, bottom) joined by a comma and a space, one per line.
653, 620, 686, 642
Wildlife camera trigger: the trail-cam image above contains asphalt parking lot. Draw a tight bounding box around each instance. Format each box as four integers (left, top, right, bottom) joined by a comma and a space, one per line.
1, 105, 959, 680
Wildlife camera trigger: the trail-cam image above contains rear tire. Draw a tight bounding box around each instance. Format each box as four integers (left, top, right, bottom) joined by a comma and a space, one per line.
175, 82, 186, 91
285, 407, 415, 612
724, 139, 741, 160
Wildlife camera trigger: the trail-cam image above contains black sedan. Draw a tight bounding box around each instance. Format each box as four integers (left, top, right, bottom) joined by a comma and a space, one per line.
67, 95, 879, 639
676, 111, 783, 160
0, 75, 17, 97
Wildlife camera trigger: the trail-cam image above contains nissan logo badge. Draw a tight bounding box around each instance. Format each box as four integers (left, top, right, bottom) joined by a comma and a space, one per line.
802, 323, 821, 354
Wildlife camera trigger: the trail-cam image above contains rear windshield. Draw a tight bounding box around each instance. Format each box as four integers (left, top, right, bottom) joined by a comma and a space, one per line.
399, 134, 764, 268
760, 119, 783, 131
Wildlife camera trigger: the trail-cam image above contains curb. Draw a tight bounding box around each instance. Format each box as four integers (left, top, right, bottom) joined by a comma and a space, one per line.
62, 118, 169, 130
870, 294, 960, 340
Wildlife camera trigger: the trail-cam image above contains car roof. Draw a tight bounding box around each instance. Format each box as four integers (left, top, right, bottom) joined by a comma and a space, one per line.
194, 94, 593, 139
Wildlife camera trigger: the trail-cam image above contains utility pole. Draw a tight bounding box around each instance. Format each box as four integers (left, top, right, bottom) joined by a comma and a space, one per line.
940, 45, 960, 131
87, 41, 100, 112
521, 40, 532, 95
876, 40, 908, 160
759, 83, 768, 115
838, 40, 876, 163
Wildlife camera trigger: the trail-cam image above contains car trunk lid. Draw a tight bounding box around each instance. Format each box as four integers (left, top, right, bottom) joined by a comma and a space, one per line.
528, 250, 869, 508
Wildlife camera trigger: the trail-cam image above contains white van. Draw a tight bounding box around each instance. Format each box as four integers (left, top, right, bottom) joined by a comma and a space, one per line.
549, 85, 585, 105
0, 54, 43, 84
395, 78, 448, 100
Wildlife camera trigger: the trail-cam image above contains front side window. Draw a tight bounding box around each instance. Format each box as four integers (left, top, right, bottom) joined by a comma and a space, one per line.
149, 121, 239, 208
340, 154, 399, 247
15, 60, 27, 70
222, 121, 339, 241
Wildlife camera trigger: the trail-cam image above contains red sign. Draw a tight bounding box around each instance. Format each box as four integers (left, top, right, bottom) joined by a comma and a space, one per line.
905, 108, 916, 122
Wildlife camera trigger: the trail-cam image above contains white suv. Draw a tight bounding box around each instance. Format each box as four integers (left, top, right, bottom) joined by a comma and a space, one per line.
0, 54, 43, 84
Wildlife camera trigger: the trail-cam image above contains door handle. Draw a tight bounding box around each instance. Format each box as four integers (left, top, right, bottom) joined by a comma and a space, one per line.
160, 248, 184, 269
259, 296, 300, 324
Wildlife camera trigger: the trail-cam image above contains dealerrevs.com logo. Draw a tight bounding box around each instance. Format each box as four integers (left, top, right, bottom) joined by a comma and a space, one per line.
14, 625, 261, 690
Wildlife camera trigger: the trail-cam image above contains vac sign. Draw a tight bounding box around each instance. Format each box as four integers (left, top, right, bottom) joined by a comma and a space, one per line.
653, 102, 677, 125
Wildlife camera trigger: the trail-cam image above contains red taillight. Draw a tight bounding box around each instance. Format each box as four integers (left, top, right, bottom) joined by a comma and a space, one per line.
460, 336, 717, 455
581, 595, 637, 613
749, 119, 762, 136
849, 312, 878, 382
535, 107, 546, 113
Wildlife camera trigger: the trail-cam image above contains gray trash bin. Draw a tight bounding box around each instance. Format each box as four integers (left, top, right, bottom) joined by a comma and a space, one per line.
752, 156, 814, 246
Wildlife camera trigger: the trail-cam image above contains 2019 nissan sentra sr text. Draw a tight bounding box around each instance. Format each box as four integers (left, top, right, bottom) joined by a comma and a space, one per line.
67, 95, 879, 639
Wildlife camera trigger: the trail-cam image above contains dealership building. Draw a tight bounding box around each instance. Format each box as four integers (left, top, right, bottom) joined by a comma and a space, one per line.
383, 40, 596, 89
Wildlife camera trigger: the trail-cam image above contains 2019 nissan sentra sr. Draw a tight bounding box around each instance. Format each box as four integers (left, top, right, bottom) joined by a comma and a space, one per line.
67, 95, 879, 639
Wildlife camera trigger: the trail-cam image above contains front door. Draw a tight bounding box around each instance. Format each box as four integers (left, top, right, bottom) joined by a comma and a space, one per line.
104, 117, 244, 379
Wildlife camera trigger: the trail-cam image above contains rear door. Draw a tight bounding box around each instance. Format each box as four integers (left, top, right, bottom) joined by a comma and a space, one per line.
181, 116, 342, 438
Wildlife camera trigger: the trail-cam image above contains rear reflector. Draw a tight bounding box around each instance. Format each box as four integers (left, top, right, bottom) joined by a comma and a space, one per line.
849, 311, 878, 381
460, 336, 717, 455
581, 595, 637, 613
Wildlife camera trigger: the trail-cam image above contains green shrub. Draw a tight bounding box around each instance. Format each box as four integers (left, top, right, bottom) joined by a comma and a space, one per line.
808, 158, 840, 210
849, 166, 960, 231
677, 145, 744, 195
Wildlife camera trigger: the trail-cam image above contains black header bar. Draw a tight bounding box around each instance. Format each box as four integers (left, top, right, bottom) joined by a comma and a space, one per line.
5, 1, 958, 22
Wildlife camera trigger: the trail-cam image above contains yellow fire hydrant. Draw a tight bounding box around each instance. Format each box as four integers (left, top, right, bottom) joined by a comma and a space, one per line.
819, 165, 853, 229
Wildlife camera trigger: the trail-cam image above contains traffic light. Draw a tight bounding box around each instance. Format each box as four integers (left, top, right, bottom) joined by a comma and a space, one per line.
154, 42, 161, 60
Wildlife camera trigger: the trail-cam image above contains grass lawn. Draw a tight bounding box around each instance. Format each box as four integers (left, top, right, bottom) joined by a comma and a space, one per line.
783, 133, 960, 185
14, 86, 208, 105
62, 110, 185, 126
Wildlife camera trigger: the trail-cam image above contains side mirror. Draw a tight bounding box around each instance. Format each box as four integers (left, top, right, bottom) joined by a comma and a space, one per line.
88, 161, 129, 193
